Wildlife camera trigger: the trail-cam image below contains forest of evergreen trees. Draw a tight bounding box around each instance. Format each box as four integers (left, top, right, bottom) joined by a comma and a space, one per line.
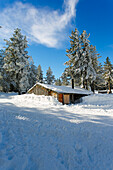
0, 28, 113, 94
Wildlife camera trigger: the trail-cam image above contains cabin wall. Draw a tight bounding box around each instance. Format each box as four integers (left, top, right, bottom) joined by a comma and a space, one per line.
28, 85, 50, 96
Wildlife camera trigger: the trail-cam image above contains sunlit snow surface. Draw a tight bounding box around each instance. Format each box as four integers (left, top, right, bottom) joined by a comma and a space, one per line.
0, 93, 113, 170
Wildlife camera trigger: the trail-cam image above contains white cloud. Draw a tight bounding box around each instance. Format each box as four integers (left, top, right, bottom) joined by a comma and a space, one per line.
0, 0, 79, 48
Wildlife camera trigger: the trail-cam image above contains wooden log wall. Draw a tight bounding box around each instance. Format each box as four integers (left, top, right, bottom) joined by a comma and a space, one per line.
28, 85, 50, 96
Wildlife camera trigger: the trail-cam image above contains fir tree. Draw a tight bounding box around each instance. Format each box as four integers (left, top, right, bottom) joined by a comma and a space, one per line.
79, 31, 96, 89
60, 69, 70, 86
0, 50, 4, 91
45, 67, 55, 85
65, 28, 97, 90
37, 65, 43, 83
29, 64, 37, 88
65, 28, 80, 88
89, 45, 100, 91
0, 50, 5, 91
94, 63, 105, 91
103, 57, 113, 93
4, 28, 31, 94
55, 78, 62, 86
0, 50, 10, 92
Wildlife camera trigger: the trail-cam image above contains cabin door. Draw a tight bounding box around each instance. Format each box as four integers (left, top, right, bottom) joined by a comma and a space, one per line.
63, 94, 70, 104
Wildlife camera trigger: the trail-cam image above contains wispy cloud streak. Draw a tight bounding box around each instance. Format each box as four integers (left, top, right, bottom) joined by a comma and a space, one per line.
0, 0, 79, 48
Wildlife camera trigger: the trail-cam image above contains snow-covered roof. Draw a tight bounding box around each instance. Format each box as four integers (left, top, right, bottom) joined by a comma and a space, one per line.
28, 82, 92, 95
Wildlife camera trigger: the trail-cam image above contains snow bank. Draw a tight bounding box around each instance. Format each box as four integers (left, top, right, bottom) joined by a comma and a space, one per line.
81, 94, 113, 109
12, 93, 62, 107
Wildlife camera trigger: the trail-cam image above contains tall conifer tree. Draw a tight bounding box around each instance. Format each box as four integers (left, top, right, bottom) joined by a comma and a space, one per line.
103, 57, 113, 93
61, 69, 70, 86
0, 50, 10, 92
45, 67, 55, 85
0, 50, 4, 91
65, 28, 97, 90
29, 64, 37, 88
4, 28, 31, 94
37, 65, 43, 83
89, 45, 100, 91
55, 78, 62, 86
94, 63, 105, 90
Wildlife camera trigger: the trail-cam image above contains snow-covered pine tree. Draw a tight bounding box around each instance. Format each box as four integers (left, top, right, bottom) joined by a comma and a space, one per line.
65, 29, 96, 90
79, 31, 96, 89
4, 28, 32, 94
95, 63, 105, 90
29, 64, 37, 88
0, 50, 4, 91
60, 69, 70, 86
89, 45, 100, 92
0, 50, 10, 92
65, 28, 80, 88
103, 57, 113, 93
45, 67, 55, 85
55, 78, 62, 86
37, 65, 43, 83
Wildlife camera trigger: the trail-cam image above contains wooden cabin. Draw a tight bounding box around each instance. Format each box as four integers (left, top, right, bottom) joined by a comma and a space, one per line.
28, 83, 92, 104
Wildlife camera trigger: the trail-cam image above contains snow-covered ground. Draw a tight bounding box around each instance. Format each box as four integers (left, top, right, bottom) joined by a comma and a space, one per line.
0, 93, 113, 170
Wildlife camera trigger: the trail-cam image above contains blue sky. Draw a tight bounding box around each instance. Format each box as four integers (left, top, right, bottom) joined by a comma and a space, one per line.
0, 0, 113, 78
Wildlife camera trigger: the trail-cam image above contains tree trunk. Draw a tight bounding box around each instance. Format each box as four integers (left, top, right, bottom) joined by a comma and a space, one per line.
83, 70, 88, 90
108, 80, 112, 94
72, 79, 74, 89
86, 79, 88, 90
83, 79, 88, 90
91, 81, 95, 93
16, 73, 20, 94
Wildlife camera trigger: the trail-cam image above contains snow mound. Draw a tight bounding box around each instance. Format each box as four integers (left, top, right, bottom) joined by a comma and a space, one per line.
81, 94, 113, 109
12, 94, 62, 107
